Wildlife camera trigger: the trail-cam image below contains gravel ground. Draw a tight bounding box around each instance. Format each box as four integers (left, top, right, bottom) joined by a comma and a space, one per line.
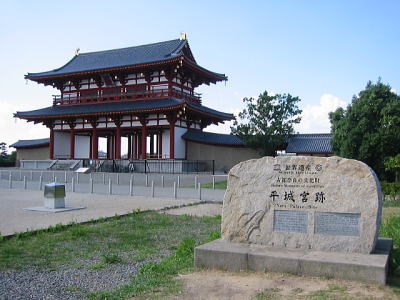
1, 263, 136, 299
0, 252, 168, 300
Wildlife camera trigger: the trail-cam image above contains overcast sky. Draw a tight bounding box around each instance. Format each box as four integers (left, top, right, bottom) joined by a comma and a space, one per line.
1, 0, 399, 149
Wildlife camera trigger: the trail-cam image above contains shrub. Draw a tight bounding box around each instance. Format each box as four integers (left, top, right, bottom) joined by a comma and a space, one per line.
382, 181, 400, 202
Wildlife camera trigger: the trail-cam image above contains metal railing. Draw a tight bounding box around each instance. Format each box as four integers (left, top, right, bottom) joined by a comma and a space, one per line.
53, 89, 201, 106
82, 159, 215, 174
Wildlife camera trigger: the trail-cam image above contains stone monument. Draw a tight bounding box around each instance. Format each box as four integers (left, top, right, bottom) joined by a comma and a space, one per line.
24, 181, 85, 213
195, 156, 392, 283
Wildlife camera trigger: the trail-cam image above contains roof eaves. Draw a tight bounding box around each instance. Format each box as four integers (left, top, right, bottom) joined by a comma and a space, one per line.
14, 100, 185, 120
185, 102, 234, 120
183, 58, 227, 81
25, 57, 182, 81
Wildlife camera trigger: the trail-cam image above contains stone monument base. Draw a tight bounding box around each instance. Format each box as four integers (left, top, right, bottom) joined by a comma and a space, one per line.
195, 238, 392, 284
24, 206, 85, 213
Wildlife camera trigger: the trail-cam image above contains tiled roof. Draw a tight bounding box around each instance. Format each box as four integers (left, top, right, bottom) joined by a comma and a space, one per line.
10, 138, 49, 148
186, 102, 234, 119
14, 98, 234, 120
27, 39, 185, 78
25, 39, 225, 80
182, 129, 244, 146
286, 133, 332, 153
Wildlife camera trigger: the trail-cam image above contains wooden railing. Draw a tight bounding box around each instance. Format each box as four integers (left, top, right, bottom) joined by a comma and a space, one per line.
53, 89, 201, 106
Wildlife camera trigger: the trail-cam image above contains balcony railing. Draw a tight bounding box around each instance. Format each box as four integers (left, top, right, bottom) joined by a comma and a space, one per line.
53, 88, 201, 106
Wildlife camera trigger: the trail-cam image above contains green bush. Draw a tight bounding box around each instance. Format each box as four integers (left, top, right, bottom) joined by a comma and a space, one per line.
382, 181, 400, 202
380, 216, 400, 275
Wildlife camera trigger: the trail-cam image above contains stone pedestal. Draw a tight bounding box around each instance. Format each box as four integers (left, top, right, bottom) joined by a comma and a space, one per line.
44, 197, 65, 209
44, 182, 65, 209
195, 238, 392, 284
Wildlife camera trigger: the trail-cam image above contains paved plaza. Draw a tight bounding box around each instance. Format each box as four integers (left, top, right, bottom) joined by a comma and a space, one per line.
0, 170, 226, 236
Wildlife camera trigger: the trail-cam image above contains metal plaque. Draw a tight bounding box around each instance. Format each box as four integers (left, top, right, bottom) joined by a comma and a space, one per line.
315, 212, 360, 236
273, 210, 308, 233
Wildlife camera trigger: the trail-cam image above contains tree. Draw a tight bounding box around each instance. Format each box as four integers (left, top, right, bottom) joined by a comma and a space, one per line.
329, 79, 400, 180
231, 91, 302, 156
385, 154, 400, 182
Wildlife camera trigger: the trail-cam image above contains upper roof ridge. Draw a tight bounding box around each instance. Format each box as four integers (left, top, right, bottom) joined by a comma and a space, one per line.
78, 38, 182, 56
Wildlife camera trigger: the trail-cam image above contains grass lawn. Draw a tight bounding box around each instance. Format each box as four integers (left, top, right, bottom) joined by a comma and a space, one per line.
0, 212, 220, 299
0, 202, 400, 299
201, 180, 227, 189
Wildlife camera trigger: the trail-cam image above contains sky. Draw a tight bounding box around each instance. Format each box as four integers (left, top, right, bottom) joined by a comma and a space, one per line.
0, 0, 399, 150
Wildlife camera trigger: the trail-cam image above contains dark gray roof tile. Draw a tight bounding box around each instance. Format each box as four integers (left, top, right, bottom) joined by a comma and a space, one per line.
286, 133, 332, 153
27, 39, 186, 78
182, 129, 244, 146
10, 138, 49, 148
14, 98, 234, 120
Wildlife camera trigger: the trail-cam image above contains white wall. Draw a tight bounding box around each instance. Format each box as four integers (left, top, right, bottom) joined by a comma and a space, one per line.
174, 127, 187, 159
54, 132, 70, 158
75, 135, 90, 159
160, 127, 187, 159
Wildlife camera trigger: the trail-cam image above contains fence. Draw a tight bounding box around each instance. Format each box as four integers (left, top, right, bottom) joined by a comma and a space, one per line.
82, 159, 215, 174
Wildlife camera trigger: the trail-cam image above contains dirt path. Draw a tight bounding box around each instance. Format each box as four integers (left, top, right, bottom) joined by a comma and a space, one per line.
163, 203, 222, 217
167, 270, 399, 300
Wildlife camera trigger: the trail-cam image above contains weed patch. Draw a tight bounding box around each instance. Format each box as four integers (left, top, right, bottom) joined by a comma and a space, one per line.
255, 288, 281, 299
87, 230, 219, 300
101, 251, 123, 264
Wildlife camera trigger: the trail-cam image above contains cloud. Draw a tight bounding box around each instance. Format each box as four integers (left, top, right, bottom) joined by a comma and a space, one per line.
295, 94, 347, 133
205, 93, 347, 135
391, 88, 397, 95
205, 108, 242, 134
0, 101, 49, 151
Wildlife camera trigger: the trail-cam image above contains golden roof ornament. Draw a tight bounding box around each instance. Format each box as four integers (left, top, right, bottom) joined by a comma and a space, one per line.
74, 48, 80, 56
180, 32, 187, 40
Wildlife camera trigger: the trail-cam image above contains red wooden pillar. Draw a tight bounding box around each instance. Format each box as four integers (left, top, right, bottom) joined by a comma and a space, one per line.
49, 128, 54, 160
115, 126, 121, 159
112, 118, 122, 160
92, 128, 98, 159
169, 124, 175, 159
69, 129, 75, 159
140, 126, 147, 159
139, 117, 148, 159
158, 131, 163, 158
167, 113, 177, 159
